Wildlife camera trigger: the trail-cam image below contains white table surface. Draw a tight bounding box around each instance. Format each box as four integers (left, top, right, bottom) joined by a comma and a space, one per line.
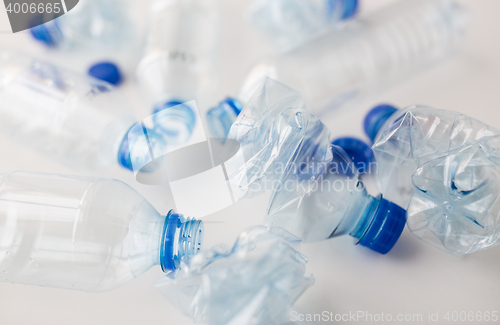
0, 0, 499, 324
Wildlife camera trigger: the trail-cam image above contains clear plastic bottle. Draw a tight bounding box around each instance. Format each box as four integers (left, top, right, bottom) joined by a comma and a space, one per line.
0, 47, 165, 172
224, 79, 405, 253
156, 226, 314, 325
136, 0, 220, 144
207, 0, 468, 139
0, 171, 203, 292
361, 104, 500, 255
249, 0, 358, 53
29, 0, 131, 51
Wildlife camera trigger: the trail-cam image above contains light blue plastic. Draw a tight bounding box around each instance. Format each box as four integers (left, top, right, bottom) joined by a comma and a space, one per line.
29, 0, 130, 51
117, 123, 168, 172
156, 226, 314, 324
0, 172, 203, 292
206, 97, 243, 139
225, 79, 406, 253
152, 100, 197, 145
249, 0, 359, 53
370, 105, 500, 255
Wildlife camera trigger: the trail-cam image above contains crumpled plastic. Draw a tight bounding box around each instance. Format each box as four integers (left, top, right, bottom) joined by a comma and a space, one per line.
224, 78, 360, 242
155, 226, 315, 325
372, 105, 500, 254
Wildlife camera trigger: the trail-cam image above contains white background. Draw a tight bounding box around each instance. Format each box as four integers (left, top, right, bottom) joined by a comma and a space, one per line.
0, 0, 499, 324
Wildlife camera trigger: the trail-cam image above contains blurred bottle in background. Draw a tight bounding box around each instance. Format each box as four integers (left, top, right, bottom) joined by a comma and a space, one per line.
0, 171, 203, 292
29, 0, 135, 86
207, 0, 468, 139
30, 0, 132, 52
249, 0, 358, 53
0, 47, 166, 172
136, 0, 220, 145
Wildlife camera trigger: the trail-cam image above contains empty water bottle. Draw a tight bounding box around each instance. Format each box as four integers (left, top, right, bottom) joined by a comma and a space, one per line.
136, 0, 220, 144
0, 171, 203, 292
224, 79, 405, 253
361, 104, 500, 255
156, 226, 314, 325
249, 0, 358, 52
0, 47, 166, 172
207, 0, 468, 139
30, 0, 131, 51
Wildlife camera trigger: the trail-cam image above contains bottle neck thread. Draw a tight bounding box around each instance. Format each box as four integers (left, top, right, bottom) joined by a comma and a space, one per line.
160, 210, 204, 272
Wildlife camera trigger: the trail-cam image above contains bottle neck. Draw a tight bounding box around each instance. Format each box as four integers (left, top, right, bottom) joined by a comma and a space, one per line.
350, 195, 381, 240
207, 97, 243, 139
160, 210, 204, 272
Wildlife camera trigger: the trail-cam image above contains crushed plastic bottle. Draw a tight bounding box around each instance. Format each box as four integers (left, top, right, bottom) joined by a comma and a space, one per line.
156, 226, 314, 325
223, 79, 406, 253
249, 0, 358, 53
137, 0, 220, 144
207, 0, 468, 139
362, 104, 500, 255
0, 46, 166, 172
0, 171, 203, 292
29, 0, 131, 51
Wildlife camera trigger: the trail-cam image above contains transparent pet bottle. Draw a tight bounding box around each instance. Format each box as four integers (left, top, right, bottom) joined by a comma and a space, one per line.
29, 0, 131, 51
0, 46, 166, 172
207, 0, 468, 139
249, 0, 358, 53
0, 171, 203, 292
360, 104, 500, 255
136, 0, 220, 145
224, 79, 406, 253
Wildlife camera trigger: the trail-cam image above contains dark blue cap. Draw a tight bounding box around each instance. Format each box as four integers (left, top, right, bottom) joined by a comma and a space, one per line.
328, 0, 358, 20
341, 0, 359, 19
364, 104, 398, 142
358, 198, 406, 254
88, 62, 123, 86
332, 137, 372, 173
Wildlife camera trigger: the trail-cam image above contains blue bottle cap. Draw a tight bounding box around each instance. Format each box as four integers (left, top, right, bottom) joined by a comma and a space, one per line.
363, 104, 399, 142
88, 62, 123, 86
30, 22, 58, 47
332, 137, 372, 173
341, 0, 359, 19
358, 198, 406, 254
207, 97, 243, 139
161, 211, 204, 271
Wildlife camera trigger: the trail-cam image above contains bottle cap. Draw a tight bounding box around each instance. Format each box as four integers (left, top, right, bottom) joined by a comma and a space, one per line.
358, 198, 406, 254
341, 0, 359, 19
332, 137, 372, 173
207, 97, 243, 139
161, 211, 204, 271
88, 62, 123, 86
364, 104, 399, 142
30, 22, 58, 47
